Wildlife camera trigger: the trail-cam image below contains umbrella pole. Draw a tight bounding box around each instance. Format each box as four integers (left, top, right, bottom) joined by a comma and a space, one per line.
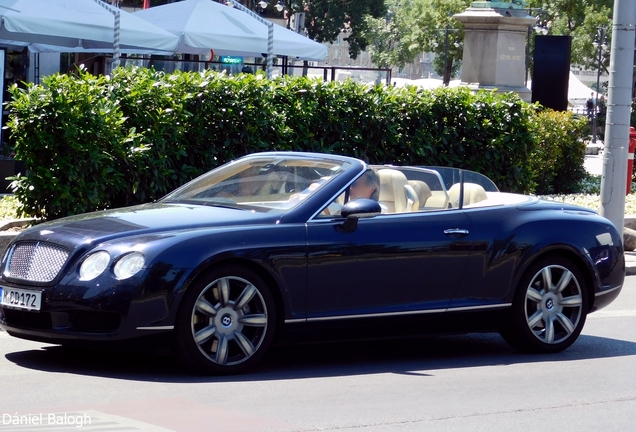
226, 0, 274, 79
113, 10, 120, 69
93, 0, 121, 70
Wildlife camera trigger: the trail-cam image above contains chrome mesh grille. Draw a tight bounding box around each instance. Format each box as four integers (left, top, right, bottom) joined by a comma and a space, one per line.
6, 241, 69, 282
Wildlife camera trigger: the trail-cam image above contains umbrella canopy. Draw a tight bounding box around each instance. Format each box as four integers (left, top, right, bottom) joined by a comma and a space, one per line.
527, 72, 601, 103
133, 0, 327, 61
0, 0, 179, 52
567, 71, 600, 101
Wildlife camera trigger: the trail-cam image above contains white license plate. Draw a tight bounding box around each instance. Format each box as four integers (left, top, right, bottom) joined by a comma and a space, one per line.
0, 286, 42, 311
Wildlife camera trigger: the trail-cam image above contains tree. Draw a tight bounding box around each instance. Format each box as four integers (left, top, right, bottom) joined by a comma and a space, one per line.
363, 0, 469, 83
269, 0, 387, 59
412, 0, 469, 85
526, 0, 613, 76
360, 0, 421, 69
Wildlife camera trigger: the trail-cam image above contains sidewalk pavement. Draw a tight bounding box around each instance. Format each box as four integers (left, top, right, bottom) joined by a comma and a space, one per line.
624, 216, 636, 276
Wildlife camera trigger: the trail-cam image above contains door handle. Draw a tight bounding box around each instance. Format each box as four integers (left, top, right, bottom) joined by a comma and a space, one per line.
444, 228, 469, 238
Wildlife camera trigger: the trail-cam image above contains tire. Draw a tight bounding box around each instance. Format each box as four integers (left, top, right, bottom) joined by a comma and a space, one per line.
501, 257, 588, 353
174, 265, 276, 375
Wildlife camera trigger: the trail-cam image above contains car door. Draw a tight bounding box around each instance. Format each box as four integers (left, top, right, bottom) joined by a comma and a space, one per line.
305, 210, 473, 321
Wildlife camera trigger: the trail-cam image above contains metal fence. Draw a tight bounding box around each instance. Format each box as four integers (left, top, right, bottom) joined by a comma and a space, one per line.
103, 55, 392, 85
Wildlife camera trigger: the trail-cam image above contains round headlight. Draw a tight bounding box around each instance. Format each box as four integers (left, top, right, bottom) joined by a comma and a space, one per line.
114, 252, 145, 280
79, 251, 110, 281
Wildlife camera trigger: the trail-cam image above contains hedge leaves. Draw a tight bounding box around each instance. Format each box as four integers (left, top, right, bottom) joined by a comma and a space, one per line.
6, 67, 585, 219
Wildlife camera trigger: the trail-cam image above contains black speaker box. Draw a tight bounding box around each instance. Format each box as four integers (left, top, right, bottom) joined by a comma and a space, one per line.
531, 35, 572, 111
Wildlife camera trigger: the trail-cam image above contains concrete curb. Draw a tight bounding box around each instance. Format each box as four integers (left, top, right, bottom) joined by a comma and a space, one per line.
624, 216, 636, 276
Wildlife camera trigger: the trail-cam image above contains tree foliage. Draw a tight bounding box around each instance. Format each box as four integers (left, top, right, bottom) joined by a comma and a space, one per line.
363, 0, 469, 78
286, 0, 387, 59
363, 0, 613, 82
527, 0, 613, 72
360, 0, 420, 69
410, 0, 468, 82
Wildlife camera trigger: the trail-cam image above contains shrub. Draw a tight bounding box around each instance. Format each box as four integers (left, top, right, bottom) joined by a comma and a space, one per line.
6, 69, 136, 219
5, 67, 576, 220
527, 108, 588, 194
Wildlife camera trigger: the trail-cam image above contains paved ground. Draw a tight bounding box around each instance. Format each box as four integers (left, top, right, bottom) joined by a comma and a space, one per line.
2, 276, 636, 431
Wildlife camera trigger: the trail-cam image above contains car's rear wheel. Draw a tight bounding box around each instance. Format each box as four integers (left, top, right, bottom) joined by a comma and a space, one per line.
175, 265, 276, 374
502, 257, 588, 353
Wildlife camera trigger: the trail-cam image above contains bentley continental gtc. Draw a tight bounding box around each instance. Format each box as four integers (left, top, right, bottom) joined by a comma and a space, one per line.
0, 152, 625, 374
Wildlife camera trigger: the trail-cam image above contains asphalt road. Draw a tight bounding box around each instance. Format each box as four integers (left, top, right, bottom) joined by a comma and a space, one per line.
1, 277, 635, 432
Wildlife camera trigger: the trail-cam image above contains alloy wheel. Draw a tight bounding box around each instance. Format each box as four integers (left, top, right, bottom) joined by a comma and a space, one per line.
523, 264, 584, 345
190, 275, 269, 366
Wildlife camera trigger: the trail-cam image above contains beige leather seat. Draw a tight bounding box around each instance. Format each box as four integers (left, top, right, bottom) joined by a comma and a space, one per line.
404, 184, 419, 211
377, 169, 410, 213
448, 182, 487, 207
408, 180, 432, 209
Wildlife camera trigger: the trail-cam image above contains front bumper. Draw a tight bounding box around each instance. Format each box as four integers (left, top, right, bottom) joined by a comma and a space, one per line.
0, 277, 176, 345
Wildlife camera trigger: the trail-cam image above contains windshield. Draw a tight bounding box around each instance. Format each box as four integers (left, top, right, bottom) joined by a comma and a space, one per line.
162, 155, 351, 213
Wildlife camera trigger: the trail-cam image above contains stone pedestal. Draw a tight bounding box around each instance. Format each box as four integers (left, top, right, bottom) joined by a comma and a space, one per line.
454, 2, 535, 102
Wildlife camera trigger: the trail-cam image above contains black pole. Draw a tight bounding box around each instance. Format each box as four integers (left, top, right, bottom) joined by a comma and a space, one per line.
593, 28, 604, 144
443, 29, 451, 86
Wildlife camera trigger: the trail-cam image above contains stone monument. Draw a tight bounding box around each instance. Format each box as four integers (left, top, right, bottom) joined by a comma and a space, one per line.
454, 1, 536, 102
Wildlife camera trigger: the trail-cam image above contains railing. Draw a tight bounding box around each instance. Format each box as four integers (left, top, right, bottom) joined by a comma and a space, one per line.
103, 55, 392, 85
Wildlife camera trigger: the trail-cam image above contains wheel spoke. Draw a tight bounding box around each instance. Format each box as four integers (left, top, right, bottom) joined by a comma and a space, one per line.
195, 298, 217, 317
527, 310, 544, 328
194, 324, 216, 345
239, 313, 267, 327
541, 267, 552, 290
526, 287, 543, 303
218, 278, 230, 307
235, 284, 257, 310
555, 270, 573, 294
544, 316, 555, 343
556, 312, 576, 334
215, 335, 229, 365
560, 294, 582, 308
235, 331, 255, 358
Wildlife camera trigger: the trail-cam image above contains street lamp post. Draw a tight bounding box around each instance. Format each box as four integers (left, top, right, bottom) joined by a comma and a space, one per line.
592, 27, 607, 144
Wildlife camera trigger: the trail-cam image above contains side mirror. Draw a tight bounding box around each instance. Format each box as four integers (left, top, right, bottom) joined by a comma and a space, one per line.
341, 199, 382, 218
337, 199, 381, 232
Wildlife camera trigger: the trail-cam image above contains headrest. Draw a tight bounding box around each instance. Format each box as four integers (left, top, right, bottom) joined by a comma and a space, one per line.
449, 182, 487, 207
408, 180, 432, 207
378, 169, 408, 212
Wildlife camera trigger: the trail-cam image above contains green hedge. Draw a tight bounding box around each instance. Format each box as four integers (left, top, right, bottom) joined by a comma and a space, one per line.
528, 109, 588, 195
6, 67, 584, 220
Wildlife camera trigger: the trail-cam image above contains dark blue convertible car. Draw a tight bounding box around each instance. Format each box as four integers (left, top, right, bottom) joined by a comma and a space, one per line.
0, 152, 625, 374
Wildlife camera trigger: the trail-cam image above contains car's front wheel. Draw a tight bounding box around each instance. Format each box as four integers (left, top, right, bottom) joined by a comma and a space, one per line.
175, 265, 276, 374
502, 257, 588, 353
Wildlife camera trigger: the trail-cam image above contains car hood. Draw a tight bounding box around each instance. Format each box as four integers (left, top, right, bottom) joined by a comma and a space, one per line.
12, 203, 280, 250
